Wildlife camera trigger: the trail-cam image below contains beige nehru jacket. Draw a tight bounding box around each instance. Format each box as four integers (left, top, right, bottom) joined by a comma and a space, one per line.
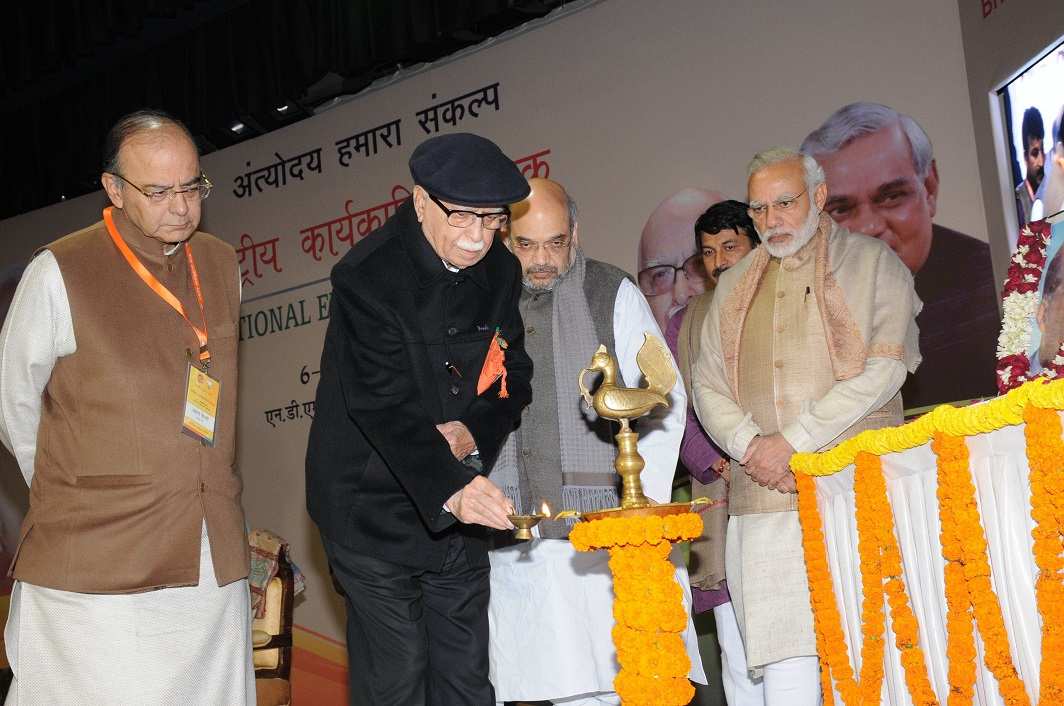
692, 217, 921, 508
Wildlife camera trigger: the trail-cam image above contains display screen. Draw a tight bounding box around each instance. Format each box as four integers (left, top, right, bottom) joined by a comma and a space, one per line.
998, 37, 1064, 247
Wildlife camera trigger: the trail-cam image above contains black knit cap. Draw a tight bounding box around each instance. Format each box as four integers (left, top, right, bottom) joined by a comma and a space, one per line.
408, 132, 530, 207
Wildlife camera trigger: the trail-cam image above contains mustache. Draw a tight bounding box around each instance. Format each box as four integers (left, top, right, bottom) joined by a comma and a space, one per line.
525, 264, 558, 276
457, 239, 485, 251
712, 265, 728, 279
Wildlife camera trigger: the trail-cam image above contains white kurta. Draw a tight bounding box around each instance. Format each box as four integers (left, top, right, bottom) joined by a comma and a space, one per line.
0, 251, 254, 705
692, 243, 909, 670
488, 279, 705, 703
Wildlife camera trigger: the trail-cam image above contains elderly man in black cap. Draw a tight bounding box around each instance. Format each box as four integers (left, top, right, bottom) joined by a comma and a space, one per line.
306, 132, 533, 706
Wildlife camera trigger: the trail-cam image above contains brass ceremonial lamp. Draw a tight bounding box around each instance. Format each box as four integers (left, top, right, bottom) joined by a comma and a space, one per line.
508, 332, 714, 540
507, 500, 552, 541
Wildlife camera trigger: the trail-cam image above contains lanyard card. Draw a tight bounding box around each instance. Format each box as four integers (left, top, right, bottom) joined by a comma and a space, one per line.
182, 363, 221, 447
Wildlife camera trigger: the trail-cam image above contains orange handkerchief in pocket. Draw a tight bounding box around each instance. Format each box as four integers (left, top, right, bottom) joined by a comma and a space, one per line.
477, 328, 509, 398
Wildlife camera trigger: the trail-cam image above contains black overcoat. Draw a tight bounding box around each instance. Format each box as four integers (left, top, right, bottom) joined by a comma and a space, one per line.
306, 199, 532, 570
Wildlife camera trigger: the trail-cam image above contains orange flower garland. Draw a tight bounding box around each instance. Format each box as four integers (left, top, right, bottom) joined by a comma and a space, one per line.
790, 379, 1064, 706
569, 513, 702, 706
1022, 405, 1064, 703
855, 452, 888, 703
797, 455, 938, 706
932, 433, 978, 705
796, 471, 855, 706
931, 433, 1030, 706
862, 452, 940, 706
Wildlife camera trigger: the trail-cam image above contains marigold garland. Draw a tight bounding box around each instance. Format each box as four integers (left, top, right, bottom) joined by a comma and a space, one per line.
797, 455, 938, 706
933, 433, 979, 705
931, 433, 1031, 706
1022, 406, 1064, 703
569, 513, 702, 706
789, 378, 1064, 706
791, 376, 1064, 478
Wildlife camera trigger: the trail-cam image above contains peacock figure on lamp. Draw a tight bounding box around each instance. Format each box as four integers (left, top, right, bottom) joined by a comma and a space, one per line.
577, 333, 676, 512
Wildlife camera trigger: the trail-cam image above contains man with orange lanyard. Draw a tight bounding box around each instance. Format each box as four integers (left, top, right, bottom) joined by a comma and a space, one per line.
0, 109, 254, 704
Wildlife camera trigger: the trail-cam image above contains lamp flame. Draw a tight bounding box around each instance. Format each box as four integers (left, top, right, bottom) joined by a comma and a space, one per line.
540, 501, 551, 518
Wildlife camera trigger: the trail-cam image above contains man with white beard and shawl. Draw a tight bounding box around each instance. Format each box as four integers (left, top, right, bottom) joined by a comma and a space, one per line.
692, 148, 921, 704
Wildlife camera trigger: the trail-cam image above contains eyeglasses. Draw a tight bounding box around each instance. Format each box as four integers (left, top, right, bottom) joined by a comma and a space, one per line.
747, 189, 806, 220
428, 193, 510, 230
637, 254, 707, 296
111, 173, 213, 203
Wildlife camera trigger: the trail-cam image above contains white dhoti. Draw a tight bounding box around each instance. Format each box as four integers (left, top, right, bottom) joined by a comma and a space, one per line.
5, 523, 254, 705
488, 538, 706, 704
725, 511, 817, 670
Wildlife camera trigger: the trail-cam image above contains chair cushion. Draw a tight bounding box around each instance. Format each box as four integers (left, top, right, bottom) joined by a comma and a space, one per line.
251, 577, 283, 635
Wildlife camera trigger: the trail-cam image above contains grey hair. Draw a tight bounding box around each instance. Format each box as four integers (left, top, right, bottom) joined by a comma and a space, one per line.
102, 109, 195, 174
747, 147, 825, 193
799, 101, 933, 178
565, 192, 579, 234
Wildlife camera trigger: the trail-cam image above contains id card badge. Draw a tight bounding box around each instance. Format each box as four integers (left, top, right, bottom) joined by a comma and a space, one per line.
182, 363, 221, 446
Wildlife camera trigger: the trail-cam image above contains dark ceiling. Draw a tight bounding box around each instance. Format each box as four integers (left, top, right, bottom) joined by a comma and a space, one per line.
2, 1, 569, 221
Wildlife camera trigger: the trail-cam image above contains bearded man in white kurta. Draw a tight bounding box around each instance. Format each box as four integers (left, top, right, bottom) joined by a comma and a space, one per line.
0, 110, 253, 704
692, 148, 921, 705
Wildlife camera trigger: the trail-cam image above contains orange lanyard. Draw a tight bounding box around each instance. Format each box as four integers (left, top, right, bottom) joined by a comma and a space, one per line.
103, 206, 211, 367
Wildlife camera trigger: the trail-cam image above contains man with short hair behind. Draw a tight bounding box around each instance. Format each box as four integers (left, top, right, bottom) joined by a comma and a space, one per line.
693, 148, 921, 704
0, 109, 254, 703
1016, 107, 1045, 225
488, 178, 704, 705
801, 101, 997, 409
306, 132, 533, 706
666, 199, 761, 704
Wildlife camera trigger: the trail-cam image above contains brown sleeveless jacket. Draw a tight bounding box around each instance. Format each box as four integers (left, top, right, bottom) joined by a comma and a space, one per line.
11, 209, 248, 593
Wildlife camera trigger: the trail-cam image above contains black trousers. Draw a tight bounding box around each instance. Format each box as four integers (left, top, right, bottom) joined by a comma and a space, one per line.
322, 532, 495, 706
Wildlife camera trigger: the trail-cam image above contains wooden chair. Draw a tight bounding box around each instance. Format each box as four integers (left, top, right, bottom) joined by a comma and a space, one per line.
252, 545, 294, 706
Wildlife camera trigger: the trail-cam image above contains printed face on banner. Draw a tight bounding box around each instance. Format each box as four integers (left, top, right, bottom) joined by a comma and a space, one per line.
637, 188, 725, 331
815, 122, 939, 273
102, 128, 204, 244
1032, 222, 1064, 373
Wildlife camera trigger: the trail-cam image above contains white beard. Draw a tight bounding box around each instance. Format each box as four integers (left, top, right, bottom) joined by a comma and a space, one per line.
759, 205, 821, 259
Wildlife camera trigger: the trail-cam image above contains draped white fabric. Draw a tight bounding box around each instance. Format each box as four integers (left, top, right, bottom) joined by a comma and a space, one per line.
814, 421, 1042, 705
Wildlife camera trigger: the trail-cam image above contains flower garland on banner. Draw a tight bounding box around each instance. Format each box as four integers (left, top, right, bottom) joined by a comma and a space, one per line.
570, 513, 702, 706
1022, 405, 1064, 703
996, 220, 1063, 392
788, 377, 1064, 706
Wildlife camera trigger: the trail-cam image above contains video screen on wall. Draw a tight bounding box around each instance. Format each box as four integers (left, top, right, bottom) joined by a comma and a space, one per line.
999, 36, 1064, 249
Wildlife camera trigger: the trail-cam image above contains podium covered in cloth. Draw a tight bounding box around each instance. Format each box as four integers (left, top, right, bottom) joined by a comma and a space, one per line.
792, 378, 1064, 706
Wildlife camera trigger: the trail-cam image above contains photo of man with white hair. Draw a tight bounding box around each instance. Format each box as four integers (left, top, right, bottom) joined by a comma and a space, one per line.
801, 102, 999, 409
